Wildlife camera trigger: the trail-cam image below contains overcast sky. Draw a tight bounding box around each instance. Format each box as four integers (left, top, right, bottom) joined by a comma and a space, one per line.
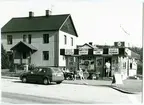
0, 0, 142, 47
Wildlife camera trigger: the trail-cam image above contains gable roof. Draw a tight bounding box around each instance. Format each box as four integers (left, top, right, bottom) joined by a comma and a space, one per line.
1, 14, 78, 36
77, 43, 98, 49
11, 41, 37, 51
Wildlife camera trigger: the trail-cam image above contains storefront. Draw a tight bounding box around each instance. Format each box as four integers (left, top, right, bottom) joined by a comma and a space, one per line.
60, 42, 140, 80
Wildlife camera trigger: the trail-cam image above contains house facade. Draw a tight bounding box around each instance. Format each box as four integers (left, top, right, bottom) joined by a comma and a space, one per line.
60, 42, 140, 80
1, 10, 78, 67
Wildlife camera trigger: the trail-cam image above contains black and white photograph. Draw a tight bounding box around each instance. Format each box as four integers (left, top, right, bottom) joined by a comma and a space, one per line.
0, 0, 143, 104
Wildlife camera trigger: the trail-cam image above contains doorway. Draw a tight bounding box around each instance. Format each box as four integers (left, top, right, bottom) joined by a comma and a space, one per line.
103, 57, 112, 77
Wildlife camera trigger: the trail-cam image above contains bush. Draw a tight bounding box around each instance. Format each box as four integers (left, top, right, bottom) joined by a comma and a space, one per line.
137, 63, 143, 75
1, 44, 10, 69
9, 64, 15, 72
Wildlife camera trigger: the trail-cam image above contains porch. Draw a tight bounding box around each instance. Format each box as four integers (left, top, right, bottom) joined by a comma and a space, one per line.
10, 41, 37, 65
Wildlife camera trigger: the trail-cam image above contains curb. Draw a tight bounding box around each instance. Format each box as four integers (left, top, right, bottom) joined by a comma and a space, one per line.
1, 76, 141, 94
111, 86, 140, 94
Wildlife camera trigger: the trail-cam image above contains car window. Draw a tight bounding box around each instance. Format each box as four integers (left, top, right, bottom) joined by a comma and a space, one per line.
44, 68, 51, 74
52, 68, 62, 73
36, 68, 47, 73
32, 68, 39, 73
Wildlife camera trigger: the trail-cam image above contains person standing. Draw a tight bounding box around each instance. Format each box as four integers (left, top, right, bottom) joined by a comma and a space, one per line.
79, 68, 84, 80
73, 68, 77, 80
105, 61, 111, 77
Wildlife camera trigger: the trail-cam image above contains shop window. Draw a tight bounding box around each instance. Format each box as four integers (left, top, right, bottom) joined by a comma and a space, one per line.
63, 56, 65, 60
7, 35, 12, 44
123, 62, 126, 69
130, 63, 132, 69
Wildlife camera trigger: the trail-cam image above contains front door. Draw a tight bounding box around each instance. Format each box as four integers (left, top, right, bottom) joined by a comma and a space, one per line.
27, 71, 36, 82
34, 69, 47, 82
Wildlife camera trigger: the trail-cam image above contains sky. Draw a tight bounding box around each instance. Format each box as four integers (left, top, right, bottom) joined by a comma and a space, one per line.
0, 0, 143, 47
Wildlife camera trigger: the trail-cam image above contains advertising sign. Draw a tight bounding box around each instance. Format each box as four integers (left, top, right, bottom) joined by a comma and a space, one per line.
65, 49, 74, 55
114, 42, 125, 47
79, 48, 88, 55
109, 48, 119, 55
93, 49, 103, 55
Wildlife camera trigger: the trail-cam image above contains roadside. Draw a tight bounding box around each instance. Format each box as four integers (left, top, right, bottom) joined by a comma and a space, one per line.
1, 76, 142, 94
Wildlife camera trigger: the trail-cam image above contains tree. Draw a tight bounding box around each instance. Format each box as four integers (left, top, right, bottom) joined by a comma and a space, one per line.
1, 44, 10, 69
129, 47, 143, 62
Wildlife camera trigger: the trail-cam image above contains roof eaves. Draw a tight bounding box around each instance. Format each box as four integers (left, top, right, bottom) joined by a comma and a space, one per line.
69, 15, 78, 37
1, 29, 58, 34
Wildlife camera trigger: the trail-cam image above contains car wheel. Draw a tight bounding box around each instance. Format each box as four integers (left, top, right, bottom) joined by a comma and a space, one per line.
22, 77, 27, 83
56, 81, 62, 84
43, 78, 50, 85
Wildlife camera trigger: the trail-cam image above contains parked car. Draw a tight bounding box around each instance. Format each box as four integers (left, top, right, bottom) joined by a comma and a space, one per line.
20, 67, 64, 85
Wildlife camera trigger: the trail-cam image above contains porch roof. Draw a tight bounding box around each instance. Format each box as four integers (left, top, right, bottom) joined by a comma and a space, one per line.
10, 41, 37, 51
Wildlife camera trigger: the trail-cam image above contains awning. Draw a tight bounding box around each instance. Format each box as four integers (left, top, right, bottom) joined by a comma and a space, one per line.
10, 41, 37, 52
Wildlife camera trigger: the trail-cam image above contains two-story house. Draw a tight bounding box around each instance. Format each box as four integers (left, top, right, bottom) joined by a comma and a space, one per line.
1, 10, 78, 68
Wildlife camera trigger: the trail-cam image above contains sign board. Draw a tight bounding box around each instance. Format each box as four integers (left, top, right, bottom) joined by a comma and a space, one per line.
109, 48, 119, 55
114, 42, 125, 47
93, 49, 103, 55
14, 59, 20, 64
125, 48, 131, 56
112, 73, 123, 84
79, 49, 88, 55
65, 49, 74, 55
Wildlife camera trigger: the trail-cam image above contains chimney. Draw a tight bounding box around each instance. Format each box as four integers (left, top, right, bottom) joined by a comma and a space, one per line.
45, 10, 51, 16
89, 42, 93, 45
29, 11, 34, 18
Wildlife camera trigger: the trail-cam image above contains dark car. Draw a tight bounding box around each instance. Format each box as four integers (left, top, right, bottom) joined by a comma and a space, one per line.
20, 67, 64, 85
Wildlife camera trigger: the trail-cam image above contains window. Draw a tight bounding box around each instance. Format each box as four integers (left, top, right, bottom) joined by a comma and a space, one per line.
130, 63, 132, 69
28, 34, 31, 44
43, 34, 49, 43
43, 51, 49, 60
64, 35, 67, 45
123, 62, 126, 69
71, 37, 73, 46
23, 35, 27, 42
7, 35, 12, 44
63, 56, 65, 60
23, 52, 27, 59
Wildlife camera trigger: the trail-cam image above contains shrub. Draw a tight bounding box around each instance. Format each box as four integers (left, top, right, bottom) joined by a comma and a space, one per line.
1, 44, 10, 69
137, 63, 143, 75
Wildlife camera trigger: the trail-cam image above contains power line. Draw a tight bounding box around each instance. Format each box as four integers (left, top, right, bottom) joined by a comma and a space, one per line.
120, 24, 130, 35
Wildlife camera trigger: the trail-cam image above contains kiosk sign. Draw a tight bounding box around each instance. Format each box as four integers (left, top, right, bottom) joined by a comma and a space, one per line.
109, 48, 119, 55
79, 48, 88, 55
65, 49, 74, 55
93, 49, 103, 55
